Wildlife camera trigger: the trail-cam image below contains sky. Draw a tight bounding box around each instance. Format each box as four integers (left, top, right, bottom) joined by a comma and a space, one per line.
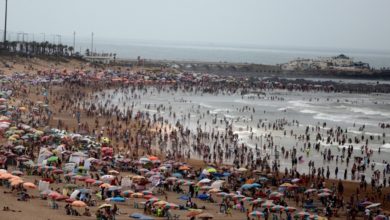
0, 0, 390, 51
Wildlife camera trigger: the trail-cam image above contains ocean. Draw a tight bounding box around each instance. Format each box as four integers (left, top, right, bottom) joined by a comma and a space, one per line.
93, 86, 390, 181
75, 39, 390, 68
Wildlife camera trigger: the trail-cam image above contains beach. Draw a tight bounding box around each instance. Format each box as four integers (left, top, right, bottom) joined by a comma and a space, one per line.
1, 56, 390, 220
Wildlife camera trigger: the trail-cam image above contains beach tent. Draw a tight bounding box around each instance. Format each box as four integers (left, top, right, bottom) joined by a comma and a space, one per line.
37, 148, 53, 164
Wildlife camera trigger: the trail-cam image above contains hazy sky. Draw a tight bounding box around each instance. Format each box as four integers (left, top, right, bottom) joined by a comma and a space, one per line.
1, 0, 390, 50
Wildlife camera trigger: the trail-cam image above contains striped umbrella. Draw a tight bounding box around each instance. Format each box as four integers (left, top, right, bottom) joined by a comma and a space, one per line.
284, 206, 297, 213
121, 190, 134, 198
240, 197, 253, 202
295, 211, 310, 218
271, 205, 285, 212
147, 197, 160, 203
261, 201, 275, 208
250, 198, 264, 205
131, 192, 143, 198
249, 211, 265, 217
164, 203, 179, 209
317, 192, 331, 198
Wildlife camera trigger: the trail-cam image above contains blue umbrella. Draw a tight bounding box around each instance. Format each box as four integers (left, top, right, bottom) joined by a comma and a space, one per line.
129, 213, 144, 218
259, 177, 269, 182
223, 172, 231, 177
139, 216, 154, 220
251, 183, 262, 188
172, 173, 183, 178
78, 188, 91, 193
178, 195, 190, 201
197, 194, 209, 200
241, 184, 254, 189
108, 186, 122, 191
109, 197, 125, 202
213, 173, 224, 177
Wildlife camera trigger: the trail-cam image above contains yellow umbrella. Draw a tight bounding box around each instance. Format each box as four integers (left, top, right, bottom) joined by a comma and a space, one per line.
280, 183, 293, 187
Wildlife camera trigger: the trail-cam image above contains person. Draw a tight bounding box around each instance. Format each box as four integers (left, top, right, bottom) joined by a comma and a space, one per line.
83, 208, 91, 216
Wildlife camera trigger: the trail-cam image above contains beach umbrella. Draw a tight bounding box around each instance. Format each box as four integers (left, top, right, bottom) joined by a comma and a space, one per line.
172, 173, 183, 178
10, 179, 24, 186
261, 201, 275, 208
147, 197, 160, 203
198, 178, 211, 184
23, 182, 37, 189
366, 203, 381, 209
106, 197, 125, 202
121, 190, 134, 197
100, 175, 115, 181
304, 189, 317, 194
142, 190, 153, 195
197, 194, 209, 200
216, 192, 228, 197
131, 193, 143, 198
166, 177, 177, 182
64, 184, 78, 189
98, 204, 112, 209
284, 206, 297, 212
153, 200, 168, 207
251, 183, 262, 188
139, 216, 154, 220
52, 169, 64, 174
271, 205, 285, 212
93, 180, 103, 186
47, 156, 58, 162
295, 211, 310, 218
237, 167, 248, 172
269, 192, 284, 200
250, 198, 264, 205
183, 181, 195, 186
291, 178, 300, 183
108, 170, 120, 175
208, 188, 221, 194
240, 197, 253, 202
148, 156, 158, 161
99, 183, 111, 188
48, 191, 62, 199
249, 211, 265, 218
179, 165, 190, 171
72, 200, 87, 207
55, 195, 69, 201
129, 213, 144, 218
0, 173, 13, 179
197, 212, 214, 219
233, 194, 245, 199
317, 192, 331, 198
108, 186, 122, 191
360, 201, 373, 206
178, 195, 190, 201
318, 188, 332, 193
186, 210, 203, 217
143, 195, 154, 200
241, 184, 254, 189
164, 203, 179, 209
280, 183, 293, 187
206, 167, 217, 173
85, 178, 96, 184
11, 170, 23, 176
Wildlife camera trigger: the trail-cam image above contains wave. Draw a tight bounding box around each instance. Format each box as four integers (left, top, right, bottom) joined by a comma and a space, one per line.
288, 100, 312, 108
313, 113, 352, 122
300, 109, 318, 114
381, 143, 390, 149
349, 107, 390, 117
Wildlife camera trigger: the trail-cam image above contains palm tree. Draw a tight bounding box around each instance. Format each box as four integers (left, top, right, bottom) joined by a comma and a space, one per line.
68, 46, 74, 56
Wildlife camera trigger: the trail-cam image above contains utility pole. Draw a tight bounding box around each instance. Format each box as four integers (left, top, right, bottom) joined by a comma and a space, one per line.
73, 31, 75, 49
3, 0, 8, 45
91, 32, 94, 56
56, 35, 61, 44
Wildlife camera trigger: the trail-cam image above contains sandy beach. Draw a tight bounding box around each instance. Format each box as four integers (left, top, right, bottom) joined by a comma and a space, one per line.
1, 56, 390, 220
